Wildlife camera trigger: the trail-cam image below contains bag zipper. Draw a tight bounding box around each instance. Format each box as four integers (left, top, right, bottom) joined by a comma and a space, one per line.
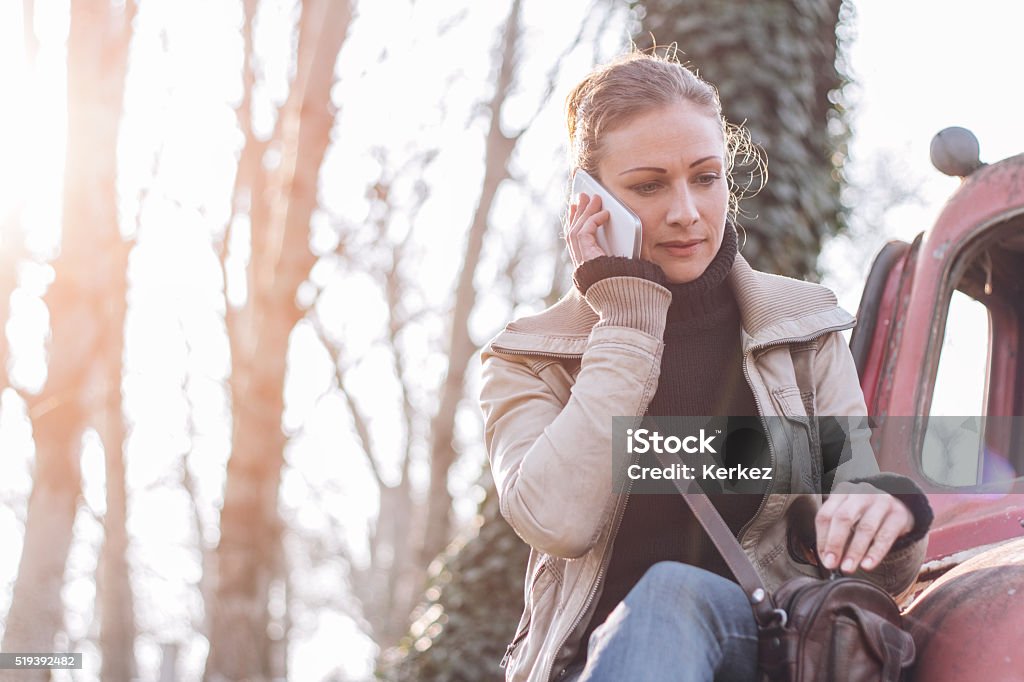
779, 575, 882, 633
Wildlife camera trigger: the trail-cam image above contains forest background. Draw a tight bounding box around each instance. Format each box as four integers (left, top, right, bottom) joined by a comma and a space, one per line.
0, 0, 1021, 680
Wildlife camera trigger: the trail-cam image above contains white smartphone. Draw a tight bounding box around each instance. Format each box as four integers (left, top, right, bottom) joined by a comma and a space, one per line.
570, 169, 642, 258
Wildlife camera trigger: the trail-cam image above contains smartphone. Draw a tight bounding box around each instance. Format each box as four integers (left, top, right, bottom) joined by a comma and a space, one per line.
571, 169, 642, 258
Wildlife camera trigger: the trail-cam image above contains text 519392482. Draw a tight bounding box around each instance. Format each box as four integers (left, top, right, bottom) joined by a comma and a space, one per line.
0, 653, 83, 669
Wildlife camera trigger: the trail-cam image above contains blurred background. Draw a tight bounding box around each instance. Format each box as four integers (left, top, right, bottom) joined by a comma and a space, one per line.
0, 0, 1020, 680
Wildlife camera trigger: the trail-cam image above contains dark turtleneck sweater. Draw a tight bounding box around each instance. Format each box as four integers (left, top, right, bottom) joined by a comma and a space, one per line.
570, 224, 765, 665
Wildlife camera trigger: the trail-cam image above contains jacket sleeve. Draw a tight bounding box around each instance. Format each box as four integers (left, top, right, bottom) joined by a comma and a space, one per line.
813, 330, 931, 594
480, 276, 671, 559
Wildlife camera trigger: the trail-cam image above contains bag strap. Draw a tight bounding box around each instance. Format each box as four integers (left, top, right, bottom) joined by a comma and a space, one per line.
650, 343, 820, 627
651, 448, 782, 627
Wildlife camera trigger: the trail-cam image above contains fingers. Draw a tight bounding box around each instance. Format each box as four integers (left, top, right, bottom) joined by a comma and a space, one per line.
565, 193, 609, 267
834, 500, 887, 573
815, 491, 863, 571
859, 508, 911, 571
564, 192, 589, 247
815, 488, 916, 574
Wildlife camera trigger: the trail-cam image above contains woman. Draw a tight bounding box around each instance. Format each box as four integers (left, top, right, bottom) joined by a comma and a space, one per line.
479, 51, 932, 682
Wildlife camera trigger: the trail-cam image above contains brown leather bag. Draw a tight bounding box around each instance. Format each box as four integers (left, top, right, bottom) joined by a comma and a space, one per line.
653, 449, 917, 681
757, 573, 915, 681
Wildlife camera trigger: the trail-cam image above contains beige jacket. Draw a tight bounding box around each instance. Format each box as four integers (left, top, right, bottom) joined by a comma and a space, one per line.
479, 255, 927, 682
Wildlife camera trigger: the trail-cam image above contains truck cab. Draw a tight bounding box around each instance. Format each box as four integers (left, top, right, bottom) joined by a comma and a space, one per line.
850, 128, 1024, 681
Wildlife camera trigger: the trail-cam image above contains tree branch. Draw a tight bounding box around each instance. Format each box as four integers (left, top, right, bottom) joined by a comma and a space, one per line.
306, 310, 387, 490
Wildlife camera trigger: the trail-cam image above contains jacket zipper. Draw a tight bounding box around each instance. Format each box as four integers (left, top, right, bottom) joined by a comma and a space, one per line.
542, 447, 637, 682
489, 345, 585, 359
500, 621, 531, 668
736, 324, 853, 544
500, 559, 557, 668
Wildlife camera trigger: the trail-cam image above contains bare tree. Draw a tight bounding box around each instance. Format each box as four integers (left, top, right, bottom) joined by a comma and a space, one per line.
420, 0, 525, 576
0, 0, 39, 395
308, 145, 433, 651
204, 0, 353, 679
94, 313, 136, 682
1, 3, 136, 681
308, 0, 556, 657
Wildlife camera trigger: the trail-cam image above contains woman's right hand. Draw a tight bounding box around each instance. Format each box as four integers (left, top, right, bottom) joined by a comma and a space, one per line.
565, 192, 610, 268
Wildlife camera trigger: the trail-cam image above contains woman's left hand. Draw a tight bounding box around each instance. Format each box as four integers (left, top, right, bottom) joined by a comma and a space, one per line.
815, 481, 915, 574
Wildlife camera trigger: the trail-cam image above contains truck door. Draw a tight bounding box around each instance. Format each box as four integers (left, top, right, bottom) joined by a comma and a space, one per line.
851, 150, 1024, 559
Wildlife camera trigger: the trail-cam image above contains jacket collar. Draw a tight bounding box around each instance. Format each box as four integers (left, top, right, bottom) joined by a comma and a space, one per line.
488, 254, 855, 357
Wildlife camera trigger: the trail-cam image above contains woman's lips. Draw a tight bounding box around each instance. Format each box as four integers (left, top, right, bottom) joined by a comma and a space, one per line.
658, 240, 704, 256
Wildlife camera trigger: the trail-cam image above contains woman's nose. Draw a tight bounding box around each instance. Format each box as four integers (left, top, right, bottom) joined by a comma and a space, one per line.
666, 185, 700, 227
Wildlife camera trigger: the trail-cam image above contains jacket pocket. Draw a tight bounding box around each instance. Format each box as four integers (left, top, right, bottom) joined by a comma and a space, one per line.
772, 385, 808, 417
774, 386, 823, 493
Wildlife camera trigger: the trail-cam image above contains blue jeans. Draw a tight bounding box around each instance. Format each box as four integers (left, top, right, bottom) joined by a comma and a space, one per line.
565, 562, 759, 682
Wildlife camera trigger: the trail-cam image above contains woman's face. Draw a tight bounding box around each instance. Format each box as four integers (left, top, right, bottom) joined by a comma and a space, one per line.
595, 100, 729, 284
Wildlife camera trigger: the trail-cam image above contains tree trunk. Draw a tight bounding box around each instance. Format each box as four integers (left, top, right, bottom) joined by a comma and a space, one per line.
203, 1, 352, 679
96, 274, 136, 682
420, 0, 523, 571
0, 0, 38, 392
0, 3, 135, 679
636, 0, 850, 278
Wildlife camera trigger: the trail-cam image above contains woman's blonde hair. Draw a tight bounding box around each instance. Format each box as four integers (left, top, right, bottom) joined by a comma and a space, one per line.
565, 48, 763, 220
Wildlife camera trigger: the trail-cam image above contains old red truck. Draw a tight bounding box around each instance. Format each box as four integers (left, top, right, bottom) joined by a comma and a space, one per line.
850, 128, 1024, 680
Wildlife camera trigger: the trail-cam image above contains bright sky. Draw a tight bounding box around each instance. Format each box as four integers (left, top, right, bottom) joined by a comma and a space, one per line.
0, 0, 1022, 680
821, 0, 1024, 306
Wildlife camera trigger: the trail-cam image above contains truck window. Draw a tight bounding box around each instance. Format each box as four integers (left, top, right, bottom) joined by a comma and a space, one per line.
922, 290, 989, 485
919, 220, 1024, 488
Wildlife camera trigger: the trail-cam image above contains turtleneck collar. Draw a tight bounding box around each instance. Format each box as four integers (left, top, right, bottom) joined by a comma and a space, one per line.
664, 221, 739, 324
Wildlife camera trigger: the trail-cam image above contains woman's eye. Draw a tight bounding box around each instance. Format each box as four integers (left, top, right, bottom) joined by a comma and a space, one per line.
695, 173, 721, 186
632, 182, 660, 194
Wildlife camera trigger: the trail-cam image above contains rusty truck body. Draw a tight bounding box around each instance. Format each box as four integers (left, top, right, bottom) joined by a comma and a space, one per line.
850, 129, 1024, 680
